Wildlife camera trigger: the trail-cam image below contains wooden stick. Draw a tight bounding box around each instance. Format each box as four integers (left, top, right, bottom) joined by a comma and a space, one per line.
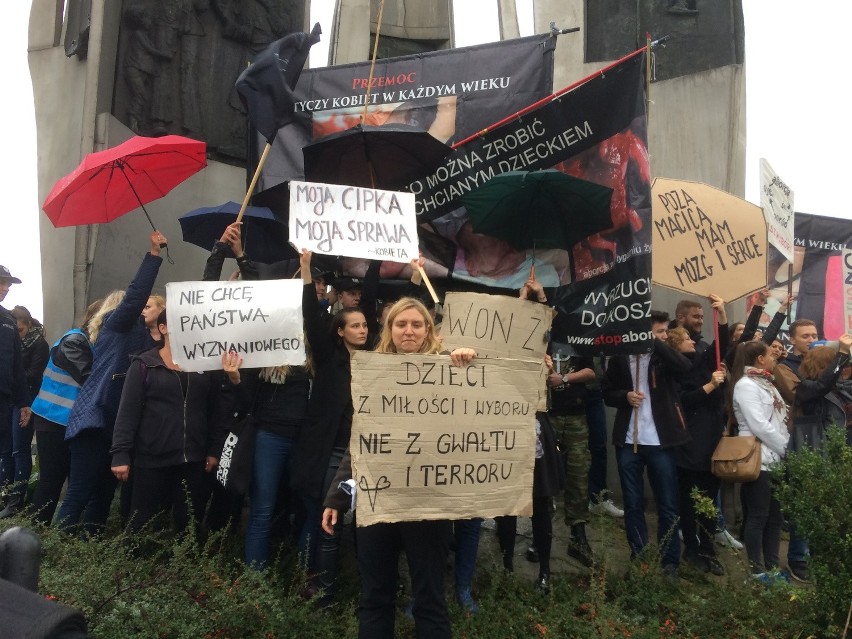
713, 307, 721, 370
787, 262, 793, 324
633, 355, 640, 454
236, 142, 272, 224
362, 0, 386, 121
417, 264, 439, 304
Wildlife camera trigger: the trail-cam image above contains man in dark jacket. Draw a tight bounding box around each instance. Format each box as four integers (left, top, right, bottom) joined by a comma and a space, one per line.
603, 310, 691, 575
0, 266, 32, 510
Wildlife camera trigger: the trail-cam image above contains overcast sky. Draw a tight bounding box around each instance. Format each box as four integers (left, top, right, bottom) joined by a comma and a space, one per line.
6, 1, 850, 320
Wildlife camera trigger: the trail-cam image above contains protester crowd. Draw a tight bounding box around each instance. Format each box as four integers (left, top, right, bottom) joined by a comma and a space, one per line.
1, 225, 848, 638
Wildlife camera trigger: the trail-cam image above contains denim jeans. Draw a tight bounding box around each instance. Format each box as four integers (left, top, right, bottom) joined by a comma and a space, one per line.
787, 528, 810, 564
453, 518, 482, 590
6, 407, 34, 499
244, 429, 296, 568
585, 392, 610, 502
57, 428, 118, 537
0, 400, 12, 488
616, 444, 681, 566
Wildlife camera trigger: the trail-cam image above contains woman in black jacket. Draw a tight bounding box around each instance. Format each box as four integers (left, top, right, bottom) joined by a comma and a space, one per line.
794, 340, 852, 447
110, 310, 237, 535
0, 307, 49, 517
291, 249, 369, 605
667, 320, 728, 575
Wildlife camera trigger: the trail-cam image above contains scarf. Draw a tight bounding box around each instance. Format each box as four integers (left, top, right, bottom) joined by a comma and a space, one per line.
744, 366, 788, 419
259, 366, 291, 384
21, 324, 45, 351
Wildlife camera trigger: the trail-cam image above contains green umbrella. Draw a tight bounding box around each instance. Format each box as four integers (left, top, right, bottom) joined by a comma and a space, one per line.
460, 169, 614, 255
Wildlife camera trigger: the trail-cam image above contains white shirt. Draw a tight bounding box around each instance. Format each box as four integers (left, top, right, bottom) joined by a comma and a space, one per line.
625, 353, 661, 446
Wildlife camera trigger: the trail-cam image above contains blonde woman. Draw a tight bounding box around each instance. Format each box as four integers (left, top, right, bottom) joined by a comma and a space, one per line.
58, 231, 167, 536
322, 297, 474, 639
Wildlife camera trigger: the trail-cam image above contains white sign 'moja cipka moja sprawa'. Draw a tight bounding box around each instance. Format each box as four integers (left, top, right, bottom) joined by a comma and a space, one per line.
288, 180, 419, 263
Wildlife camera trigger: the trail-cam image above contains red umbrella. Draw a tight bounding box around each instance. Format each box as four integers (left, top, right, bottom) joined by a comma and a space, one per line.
42, 135, 207, 234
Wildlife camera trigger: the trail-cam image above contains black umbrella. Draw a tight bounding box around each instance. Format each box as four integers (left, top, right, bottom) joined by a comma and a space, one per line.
302, 123, 451, 190
178, 201, 294, 264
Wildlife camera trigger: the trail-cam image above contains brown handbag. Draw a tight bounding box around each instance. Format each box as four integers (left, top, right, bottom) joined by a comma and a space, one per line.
711, 428, 762, 482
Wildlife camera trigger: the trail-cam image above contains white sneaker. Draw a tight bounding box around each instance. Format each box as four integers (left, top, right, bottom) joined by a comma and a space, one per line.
714, 530, 743, 550
588, 499, 624, 518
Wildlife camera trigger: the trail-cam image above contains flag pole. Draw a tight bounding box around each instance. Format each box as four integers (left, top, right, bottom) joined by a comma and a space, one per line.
633, 355, 640, 454
646, 33, 652, 125
362, 0, 386, 122
235, 142, 272, 224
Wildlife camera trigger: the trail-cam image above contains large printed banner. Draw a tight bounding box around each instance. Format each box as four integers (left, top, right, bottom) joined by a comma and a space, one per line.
349, 352, 541, 526
747, 212, 852, 344
259, 35, 555, 190
166, 280, 305, 372
288, 180, 418, 262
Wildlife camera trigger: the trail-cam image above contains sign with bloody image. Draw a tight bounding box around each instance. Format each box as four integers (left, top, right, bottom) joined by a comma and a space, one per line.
651, 178, 768, 301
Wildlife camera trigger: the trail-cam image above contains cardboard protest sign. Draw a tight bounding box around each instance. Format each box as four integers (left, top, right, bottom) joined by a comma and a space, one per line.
760, 158, 795, 262
651, 178, 767, 301
349, 351, 542, 526
439, 292, 553, 361
166, 280, 305, 372
289, 180, 419, 263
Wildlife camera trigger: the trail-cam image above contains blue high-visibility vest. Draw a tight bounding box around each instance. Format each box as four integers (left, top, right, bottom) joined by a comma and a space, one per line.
31, 329, 91, 426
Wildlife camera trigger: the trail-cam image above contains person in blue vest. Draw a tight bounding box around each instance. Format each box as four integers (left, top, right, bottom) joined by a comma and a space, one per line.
28, 300, 102, 526
57, 231, 166, 537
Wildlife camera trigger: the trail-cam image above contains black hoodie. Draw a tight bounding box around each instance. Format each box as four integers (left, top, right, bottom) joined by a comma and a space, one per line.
111, 347, 228, 469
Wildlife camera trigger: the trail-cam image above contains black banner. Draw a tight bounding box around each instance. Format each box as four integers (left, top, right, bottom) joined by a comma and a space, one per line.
426, 51, 651, 356
258, 34, 555, 190
412, 52, 648, 222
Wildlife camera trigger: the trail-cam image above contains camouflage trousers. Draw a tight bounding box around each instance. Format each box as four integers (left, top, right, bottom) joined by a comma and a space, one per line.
549, 413, 591, 526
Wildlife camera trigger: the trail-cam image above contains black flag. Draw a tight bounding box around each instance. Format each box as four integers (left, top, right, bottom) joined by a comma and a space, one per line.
236, 23, 322, 144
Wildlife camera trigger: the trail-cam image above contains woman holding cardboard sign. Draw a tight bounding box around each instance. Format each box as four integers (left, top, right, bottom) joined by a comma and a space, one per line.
322, 296, 475, 639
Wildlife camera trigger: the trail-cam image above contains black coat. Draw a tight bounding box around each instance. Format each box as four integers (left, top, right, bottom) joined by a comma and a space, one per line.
21, 329, 50, 404
290, 283, 356, 500
110, 347, 227, 469
675, 329, 730, 471
603, 338, 692, 449
0, 306, 28, 408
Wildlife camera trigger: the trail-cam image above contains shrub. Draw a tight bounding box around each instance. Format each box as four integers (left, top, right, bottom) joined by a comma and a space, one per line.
774, 426, 852, 633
